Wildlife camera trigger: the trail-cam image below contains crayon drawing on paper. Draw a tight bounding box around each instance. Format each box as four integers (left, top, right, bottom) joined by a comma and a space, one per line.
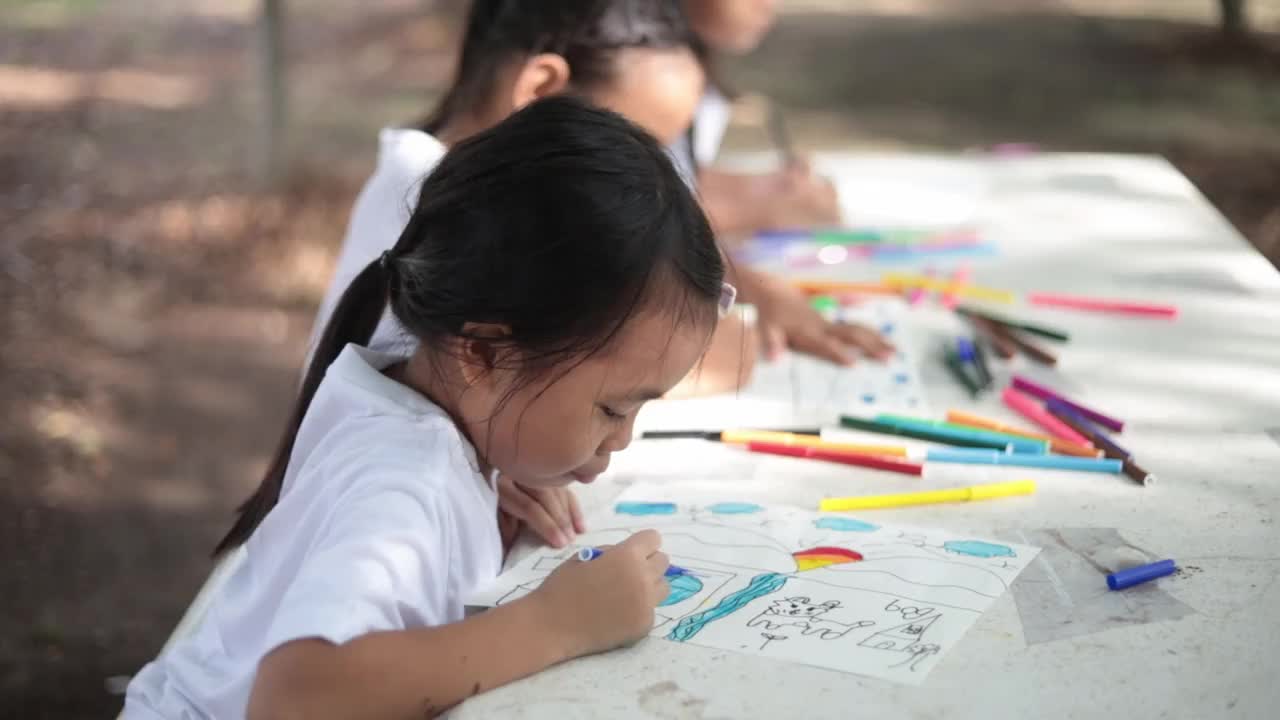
468, 488, 1038, 685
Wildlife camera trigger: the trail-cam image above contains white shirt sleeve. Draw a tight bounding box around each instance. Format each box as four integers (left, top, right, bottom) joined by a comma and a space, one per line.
263, 483, 453, 650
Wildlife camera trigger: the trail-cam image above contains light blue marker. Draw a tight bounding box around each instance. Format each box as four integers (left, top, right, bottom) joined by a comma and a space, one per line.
924, 448, 1123, 473
577, 547, 692, 578
876, 415, 1048, 454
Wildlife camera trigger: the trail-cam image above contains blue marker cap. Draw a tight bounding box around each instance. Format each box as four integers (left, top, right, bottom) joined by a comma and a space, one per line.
956, 337, 977, 362
1107, 559, 1176, 591
577, 546, 690, 578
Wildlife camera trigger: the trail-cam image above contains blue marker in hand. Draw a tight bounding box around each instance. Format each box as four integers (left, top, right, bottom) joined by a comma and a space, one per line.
577, 546, 691, 578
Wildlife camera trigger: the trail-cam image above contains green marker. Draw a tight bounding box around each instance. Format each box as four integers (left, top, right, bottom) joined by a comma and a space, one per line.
839, 415, 1017, 452
874, 413, 1049, 455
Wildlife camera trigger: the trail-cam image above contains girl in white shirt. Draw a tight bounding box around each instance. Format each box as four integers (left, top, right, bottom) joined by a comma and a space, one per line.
317, 0, 892, 383
313, 0, 892, 550
124, 96, 730, 720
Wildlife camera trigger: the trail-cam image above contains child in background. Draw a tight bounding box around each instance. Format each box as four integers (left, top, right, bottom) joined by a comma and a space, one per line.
310, 0, 891, 550
677, 0, 838, 236
677, 0, 887, 367
124, 97, 725, 720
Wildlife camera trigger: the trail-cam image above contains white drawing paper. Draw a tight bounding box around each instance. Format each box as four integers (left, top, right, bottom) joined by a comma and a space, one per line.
468, 488, 1039, 685
633, 297, 927, 433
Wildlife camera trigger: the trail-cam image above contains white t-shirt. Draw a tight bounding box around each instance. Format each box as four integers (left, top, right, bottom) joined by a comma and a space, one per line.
670, 88, 732, 185
123, 344, 502, 720
310, 128, 448, 357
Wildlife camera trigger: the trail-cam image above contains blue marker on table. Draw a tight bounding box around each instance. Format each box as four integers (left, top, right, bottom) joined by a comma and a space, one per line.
924, 448, 1123, 473
1107, 559, 1177, 590
577, 547, 691, 578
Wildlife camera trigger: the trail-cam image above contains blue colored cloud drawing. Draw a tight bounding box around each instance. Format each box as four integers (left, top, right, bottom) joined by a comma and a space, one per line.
615, 501, 677, 516
706, 502, 764, 515
815, 517, 879, 532
943, 540, 1016, 558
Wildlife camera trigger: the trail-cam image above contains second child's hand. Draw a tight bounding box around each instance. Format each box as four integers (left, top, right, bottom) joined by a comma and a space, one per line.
497, 475, 585, 549
744, 269, 895, 365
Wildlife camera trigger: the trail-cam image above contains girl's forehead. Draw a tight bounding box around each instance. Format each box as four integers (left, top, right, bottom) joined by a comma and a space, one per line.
590, 311, 712, 384
587, 47, 705, 145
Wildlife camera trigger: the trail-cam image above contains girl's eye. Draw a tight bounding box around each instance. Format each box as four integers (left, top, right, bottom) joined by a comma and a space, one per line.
599, 405, 625, 421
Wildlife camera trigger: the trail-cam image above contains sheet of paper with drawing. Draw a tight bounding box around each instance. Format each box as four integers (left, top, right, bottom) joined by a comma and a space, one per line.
634, 297, 927, 433
467, 488, 1039, 685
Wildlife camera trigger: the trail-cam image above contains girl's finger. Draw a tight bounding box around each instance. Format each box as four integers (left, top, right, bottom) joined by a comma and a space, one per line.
530, 486, 575, 541
500, 485, 567, 548
567, 489, 587, 534
760, 318, 787, 361
833, 322, 895, 360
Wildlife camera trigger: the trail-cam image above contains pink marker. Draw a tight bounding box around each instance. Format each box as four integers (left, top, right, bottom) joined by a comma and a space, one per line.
1001, 387, 1092, 446
1027, 292, 1177, 318
1011, 374, 1125, 432
942, 262, 972, 309
908, 267, 934, 307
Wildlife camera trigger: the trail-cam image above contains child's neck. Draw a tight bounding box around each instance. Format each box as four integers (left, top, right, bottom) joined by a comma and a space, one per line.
434, 112, 488, 148
385, 352, 495, 479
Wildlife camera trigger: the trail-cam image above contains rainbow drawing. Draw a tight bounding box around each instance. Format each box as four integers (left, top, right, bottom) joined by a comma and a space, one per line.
792, 546, 864, 572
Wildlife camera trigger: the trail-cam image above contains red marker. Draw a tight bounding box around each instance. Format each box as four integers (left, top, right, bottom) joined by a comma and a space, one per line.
1026, 292, 1177, 318
746, 441, 923, 476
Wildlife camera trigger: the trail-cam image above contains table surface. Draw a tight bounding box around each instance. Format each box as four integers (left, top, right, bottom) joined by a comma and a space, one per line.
451, 153, 1280, 720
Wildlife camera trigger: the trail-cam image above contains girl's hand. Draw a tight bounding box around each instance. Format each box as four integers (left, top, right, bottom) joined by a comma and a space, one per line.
497, 474, 586, 549
752, 158, 841, 230
747, 270, 895, 365
531, 530, 668, 657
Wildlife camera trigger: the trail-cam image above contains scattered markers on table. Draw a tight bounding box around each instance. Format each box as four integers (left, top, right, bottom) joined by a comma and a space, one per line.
468, 491, 1041, 686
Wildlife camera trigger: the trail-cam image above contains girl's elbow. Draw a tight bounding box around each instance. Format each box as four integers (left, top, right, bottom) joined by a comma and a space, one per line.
249, 643, 344, 720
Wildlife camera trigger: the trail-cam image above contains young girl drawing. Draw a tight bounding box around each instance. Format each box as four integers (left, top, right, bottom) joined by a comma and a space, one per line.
311, 0, 891, 548
124, 97, 726, 720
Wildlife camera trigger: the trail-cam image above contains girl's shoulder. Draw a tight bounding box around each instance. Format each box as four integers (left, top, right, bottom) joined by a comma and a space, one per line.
375, 127, 447, 180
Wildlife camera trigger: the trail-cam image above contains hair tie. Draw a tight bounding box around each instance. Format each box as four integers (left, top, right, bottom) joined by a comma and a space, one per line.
379, 251, 392, 271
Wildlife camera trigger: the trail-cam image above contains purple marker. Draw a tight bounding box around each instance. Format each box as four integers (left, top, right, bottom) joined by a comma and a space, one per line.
1011, 375, 1125, 432
1045, 400, 1131, 458
1107, 559, 1176, 591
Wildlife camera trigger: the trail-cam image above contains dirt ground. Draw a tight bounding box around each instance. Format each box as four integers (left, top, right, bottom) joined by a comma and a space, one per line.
2, 0, 1278, 716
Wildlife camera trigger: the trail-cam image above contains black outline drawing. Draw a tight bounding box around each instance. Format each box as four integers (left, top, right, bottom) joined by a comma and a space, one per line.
476, 503, 1039, 684
745, 596, 875, 639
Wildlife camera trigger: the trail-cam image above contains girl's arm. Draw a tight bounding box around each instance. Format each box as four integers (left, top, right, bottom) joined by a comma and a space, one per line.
248, 531, 669, 720
698, 161, 840, 240
249, 594, 564, 720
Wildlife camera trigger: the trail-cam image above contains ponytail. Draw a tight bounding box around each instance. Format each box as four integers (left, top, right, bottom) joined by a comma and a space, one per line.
213, 254, 394, 555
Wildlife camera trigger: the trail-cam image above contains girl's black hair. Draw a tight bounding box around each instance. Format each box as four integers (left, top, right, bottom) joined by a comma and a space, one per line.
215, 96, 724, 554
423, 0, 695, 133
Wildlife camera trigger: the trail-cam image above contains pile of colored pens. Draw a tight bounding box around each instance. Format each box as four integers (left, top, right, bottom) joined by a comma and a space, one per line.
943, 336, 993, 397
956, 305, 1067, 367
1004, 375, 1154, 486
641, 399, 1153, 487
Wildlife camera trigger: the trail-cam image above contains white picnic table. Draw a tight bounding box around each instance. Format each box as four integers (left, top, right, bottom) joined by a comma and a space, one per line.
449, 152, 1280, 719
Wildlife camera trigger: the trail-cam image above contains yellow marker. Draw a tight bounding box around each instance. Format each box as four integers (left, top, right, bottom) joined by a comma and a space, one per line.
881, 272, 1016, 304
819, 480, 1036, 512
720, 430, 908, 458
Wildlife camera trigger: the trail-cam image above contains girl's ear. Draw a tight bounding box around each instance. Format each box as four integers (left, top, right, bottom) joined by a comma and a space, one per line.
510, 53, 571, 111
457, 322, 514, 388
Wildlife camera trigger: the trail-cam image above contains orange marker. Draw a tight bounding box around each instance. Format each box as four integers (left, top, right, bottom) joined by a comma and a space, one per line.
791, 280, 899, 296
945, 410, 1101, 458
